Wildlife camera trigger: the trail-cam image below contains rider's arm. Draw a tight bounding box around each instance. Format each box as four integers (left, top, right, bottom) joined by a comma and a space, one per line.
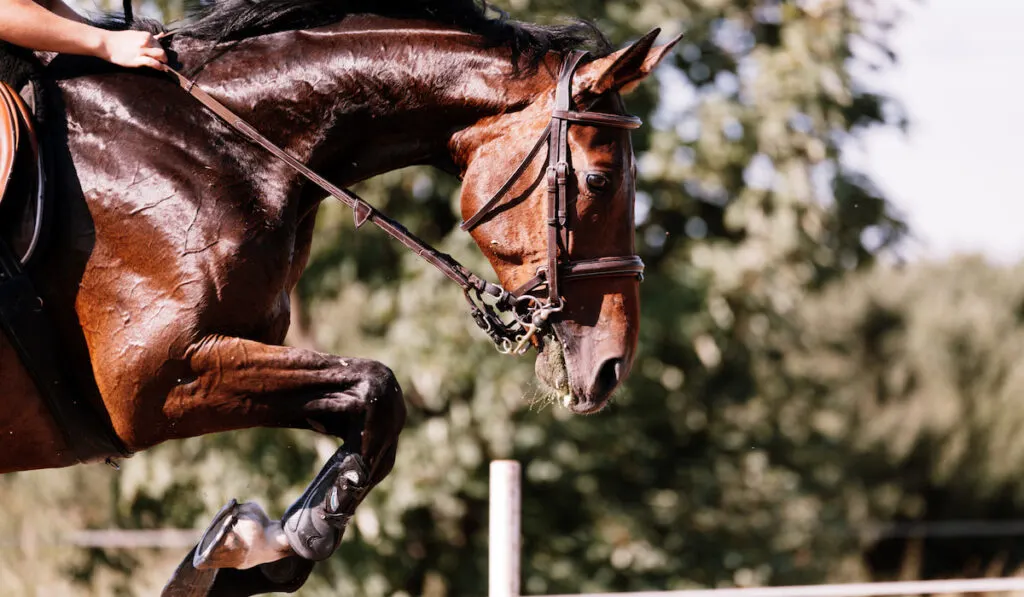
0, 0, 166, 69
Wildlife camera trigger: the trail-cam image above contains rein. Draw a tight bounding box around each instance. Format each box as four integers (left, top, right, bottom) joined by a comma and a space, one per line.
165, 50, 644, 354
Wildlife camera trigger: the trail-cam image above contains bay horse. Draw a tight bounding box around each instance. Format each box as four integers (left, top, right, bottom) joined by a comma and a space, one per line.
0, 0, 677, 593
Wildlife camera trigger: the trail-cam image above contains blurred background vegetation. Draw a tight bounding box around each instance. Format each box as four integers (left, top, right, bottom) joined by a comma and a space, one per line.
7, 0, 1024, 595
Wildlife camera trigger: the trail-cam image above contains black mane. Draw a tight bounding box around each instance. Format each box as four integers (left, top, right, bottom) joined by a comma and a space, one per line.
160, 0, 610, 67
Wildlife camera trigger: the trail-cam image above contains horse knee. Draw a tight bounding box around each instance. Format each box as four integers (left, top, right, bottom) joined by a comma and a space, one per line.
356, 360, 406, 435
310, 359, 406, 438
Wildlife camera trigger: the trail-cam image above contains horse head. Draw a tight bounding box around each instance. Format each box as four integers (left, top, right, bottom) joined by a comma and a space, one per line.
454, 30, 679, 413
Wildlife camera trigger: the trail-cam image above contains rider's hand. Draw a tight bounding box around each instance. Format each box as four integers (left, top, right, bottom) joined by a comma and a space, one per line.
97, 30, 167, 70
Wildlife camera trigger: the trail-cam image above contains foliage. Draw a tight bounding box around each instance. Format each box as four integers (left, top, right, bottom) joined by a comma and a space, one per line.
777, 257, 1024, 581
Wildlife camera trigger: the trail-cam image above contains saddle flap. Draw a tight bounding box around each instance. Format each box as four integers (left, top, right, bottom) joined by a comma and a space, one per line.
0, 82, 43, 265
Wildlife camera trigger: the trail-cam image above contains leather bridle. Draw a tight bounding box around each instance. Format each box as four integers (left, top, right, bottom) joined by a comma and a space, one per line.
460, 50, 644, 352
167, 49, 645, 354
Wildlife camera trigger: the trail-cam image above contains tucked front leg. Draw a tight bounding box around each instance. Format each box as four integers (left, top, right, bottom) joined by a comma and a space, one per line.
153, 335, 406, 453
141, 336, 405, 595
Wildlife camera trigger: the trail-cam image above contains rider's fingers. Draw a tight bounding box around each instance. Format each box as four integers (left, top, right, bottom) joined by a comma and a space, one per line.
141, 46, 168, 63
137, 57, 167, 71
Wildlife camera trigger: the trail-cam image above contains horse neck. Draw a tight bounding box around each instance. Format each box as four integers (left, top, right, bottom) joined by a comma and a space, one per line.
176, 24, 542, 189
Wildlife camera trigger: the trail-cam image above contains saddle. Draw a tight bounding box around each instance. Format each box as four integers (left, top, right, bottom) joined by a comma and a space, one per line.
0, 81, 44, 265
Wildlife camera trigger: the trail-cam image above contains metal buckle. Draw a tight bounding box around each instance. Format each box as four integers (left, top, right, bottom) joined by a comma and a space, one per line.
511, 295, 563, 355
464, 287, 519, 354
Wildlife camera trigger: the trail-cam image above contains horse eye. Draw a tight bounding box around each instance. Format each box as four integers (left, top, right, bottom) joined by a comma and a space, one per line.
585, 173, 611, 192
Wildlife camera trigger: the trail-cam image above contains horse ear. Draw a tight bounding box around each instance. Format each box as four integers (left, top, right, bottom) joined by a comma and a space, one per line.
574, 29, 683, 100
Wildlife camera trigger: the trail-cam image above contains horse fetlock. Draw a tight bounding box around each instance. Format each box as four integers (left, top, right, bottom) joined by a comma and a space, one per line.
281, 451, 367, 561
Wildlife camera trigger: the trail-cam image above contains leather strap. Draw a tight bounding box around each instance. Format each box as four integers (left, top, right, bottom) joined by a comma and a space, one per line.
543, 51, 588, 307
461, 51, 645, 310
551, 110, 642, 128
511, 255, 645, 297
459, 123, 550, 232
166, 68, 501, 300
460, 60, 642, 234
166, 50, 646, 354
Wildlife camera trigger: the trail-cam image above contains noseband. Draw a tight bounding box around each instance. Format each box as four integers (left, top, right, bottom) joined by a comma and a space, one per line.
168, 50, 644, 354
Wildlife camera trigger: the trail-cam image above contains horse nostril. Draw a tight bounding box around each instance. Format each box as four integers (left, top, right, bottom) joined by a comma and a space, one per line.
592, 357, 625, 400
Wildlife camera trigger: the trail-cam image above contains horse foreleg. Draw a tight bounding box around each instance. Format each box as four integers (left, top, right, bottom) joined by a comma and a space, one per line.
189, 448, 384, 596
152, 335, 406, 452
145, 335, 405, 596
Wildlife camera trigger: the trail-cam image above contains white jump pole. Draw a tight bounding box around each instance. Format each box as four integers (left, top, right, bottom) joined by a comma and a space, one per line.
484, 460, 1024, 597
490, 460, 522, 597
540, 577, 1024, 596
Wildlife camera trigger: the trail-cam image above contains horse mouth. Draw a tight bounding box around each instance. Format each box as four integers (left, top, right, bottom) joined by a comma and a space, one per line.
534, 328, 609, 415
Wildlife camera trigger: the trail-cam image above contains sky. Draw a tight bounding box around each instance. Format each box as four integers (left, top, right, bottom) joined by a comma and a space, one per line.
856, 0, 1024, 262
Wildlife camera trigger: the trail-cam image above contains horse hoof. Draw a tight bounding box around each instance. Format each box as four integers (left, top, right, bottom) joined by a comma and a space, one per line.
193, 499, 294, 570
